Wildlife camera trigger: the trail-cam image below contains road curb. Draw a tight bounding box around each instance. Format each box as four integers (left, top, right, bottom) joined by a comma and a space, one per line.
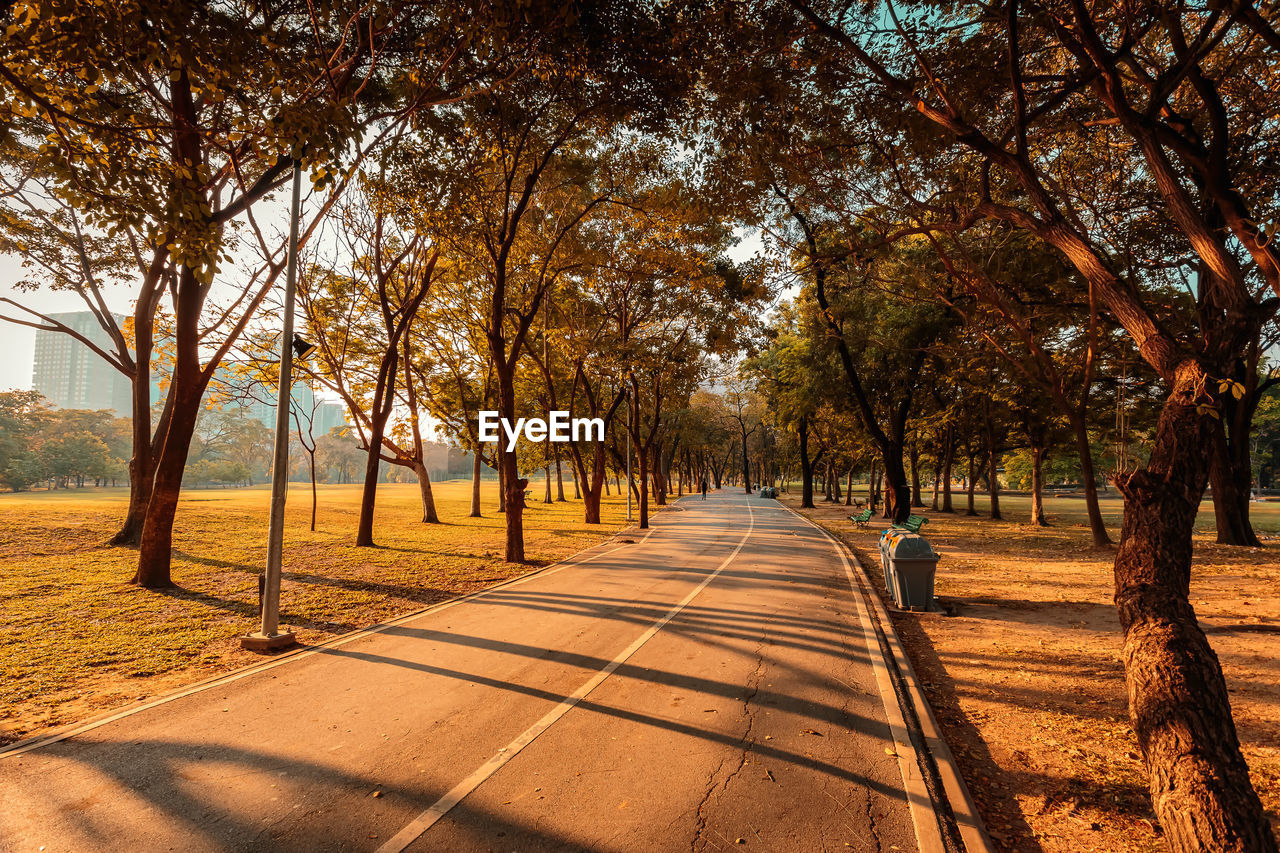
784, 504, 995, 853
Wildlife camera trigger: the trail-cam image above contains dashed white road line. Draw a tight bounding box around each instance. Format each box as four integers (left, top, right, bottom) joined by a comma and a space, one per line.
374, 501, 756, 853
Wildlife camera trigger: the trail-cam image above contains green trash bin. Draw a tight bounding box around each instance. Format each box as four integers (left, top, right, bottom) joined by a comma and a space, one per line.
887, 534, 940, 611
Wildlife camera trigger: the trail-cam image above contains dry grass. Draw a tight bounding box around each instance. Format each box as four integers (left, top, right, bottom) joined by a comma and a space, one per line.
789, 492, 1280, 853
0, 479, 640, 745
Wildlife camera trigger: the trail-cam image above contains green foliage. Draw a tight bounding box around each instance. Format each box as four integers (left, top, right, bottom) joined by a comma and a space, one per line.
0, 393, 128, 490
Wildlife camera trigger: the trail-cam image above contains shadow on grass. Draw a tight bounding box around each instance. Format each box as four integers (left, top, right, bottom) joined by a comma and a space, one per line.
171, 549, 471, 606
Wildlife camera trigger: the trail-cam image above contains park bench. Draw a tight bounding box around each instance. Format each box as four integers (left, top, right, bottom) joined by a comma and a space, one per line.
849, 508, 873, 529
893, 514, 929, 534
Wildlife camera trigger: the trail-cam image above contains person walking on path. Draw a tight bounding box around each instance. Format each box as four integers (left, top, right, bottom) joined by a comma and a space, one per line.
701, 478, 708, 500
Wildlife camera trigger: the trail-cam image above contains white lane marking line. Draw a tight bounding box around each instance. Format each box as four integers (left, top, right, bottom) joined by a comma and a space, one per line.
784, 507, 946, 853
375, 502, 756, 853
0, 520, 665, 760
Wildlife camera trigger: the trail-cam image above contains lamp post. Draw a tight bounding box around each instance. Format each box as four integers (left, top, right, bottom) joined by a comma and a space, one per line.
241, 159, 303, 652
626, 383, 632, 524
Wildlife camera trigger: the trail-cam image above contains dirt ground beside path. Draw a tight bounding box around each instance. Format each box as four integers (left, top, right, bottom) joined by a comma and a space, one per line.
788, 493, 1280, 853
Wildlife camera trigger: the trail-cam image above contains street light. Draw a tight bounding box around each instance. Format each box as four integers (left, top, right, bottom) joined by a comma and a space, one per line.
626, 385, 632, 524
241, 159, 303, 652
291, 334, 317, 360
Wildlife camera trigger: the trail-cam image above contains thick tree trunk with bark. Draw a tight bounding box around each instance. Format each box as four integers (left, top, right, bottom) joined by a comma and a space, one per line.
881, 443, 911, 525
133, 266, 208, 587
1114, 363, 1276, 853
132, 381, 204, 588
356, 418, 389, 547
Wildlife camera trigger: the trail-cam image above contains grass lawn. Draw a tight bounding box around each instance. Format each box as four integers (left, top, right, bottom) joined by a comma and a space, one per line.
790, 490, 1280, 853
0, 479, 641, 745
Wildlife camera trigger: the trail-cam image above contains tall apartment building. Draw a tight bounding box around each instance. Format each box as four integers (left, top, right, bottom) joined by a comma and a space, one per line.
31, 311, 132, 417
239, 384, 349, 436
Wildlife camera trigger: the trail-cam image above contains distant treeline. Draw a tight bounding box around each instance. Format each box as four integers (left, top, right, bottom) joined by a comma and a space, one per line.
0, 390, 479, 492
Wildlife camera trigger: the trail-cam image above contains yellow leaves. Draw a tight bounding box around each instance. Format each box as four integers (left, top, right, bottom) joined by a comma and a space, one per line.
1216, 378, 1245, 401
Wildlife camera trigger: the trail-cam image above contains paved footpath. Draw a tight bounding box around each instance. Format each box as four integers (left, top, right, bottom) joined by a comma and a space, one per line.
0, 493, 943, 853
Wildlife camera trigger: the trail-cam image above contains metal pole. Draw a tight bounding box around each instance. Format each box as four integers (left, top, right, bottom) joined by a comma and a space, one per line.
626, 388, 632, 523
242, 160, 302, 651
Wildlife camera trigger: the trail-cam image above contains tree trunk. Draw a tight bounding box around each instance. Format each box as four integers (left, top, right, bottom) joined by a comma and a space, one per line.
882, 443, 911, 525
1030, 444, 1048, 527
414, 460, 439, 523
308, 451, 317, 532
555, 451, 566, 502
112, 367, 157, 546
1113, 363, 1276, 853
867, 458, 878, 512
132, 265, 210, 589
132, 383, 203, 588
966, 452, 979, 516
1070, 413, 1111, 545
355, 425, 386, 547
497, 462, 506, 513
637, 450, 650, 529
1209, 423, 1260, 546
544, 462, 553, 504
573, 443, 606, 524
470, 451, 483, 518
799, 417, 815, 508
910, 442, 924, 507
845, 465, 854, 506
987, 444, 1002, 521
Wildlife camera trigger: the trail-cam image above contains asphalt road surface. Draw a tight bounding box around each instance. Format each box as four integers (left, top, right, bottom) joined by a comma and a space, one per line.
0, 492, 936, 853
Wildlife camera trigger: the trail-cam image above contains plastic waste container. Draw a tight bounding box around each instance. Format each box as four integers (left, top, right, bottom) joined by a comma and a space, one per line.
887, 533, 940, 611
878, 528, 897, 593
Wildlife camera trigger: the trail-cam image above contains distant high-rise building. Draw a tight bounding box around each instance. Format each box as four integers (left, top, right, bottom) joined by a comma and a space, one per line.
313, 401, 348, 436
31, 311, 132, 417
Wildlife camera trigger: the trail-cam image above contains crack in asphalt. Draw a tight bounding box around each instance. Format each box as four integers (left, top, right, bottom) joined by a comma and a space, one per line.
690, 636, 767, 852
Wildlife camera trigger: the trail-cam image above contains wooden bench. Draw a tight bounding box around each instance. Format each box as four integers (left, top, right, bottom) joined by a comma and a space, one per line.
849, 508, 873, 529
893, 514, 929, 534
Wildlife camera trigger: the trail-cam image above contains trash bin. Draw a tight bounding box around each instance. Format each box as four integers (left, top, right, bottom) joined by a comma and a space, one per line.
887, 533, 940, 611
878, 529, 897, 592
